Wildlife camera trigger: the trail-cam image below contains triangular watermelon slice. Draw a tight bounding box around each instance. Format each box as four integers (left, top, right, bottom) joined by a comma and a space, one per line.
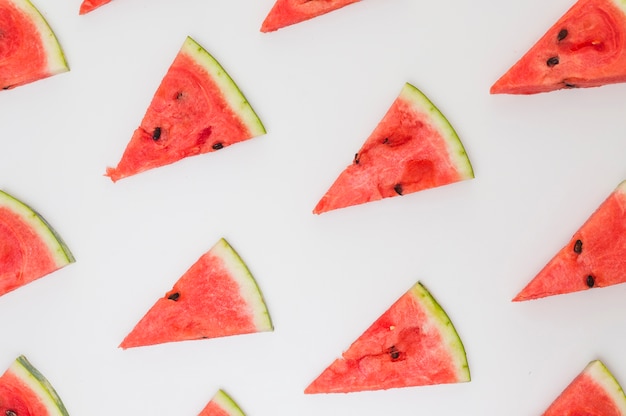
514, 180, 626, 301
79, 0, 112, 15
106, 36, 266, 182
0, 0, 69, 90
0, 355, 70, 416
0, 190, 75, 297
490, 0, 626, 94
198, 389, 246, 416
541, 360, 626, 415
260, 0, 360, 32
120, 238, 273, 349
313, 82, 474, 214
305, 281, 470, 394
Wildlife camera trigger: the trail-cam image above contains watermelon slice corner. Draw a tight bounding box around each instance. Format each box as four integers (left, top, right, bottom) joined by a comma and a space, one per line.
0, 0, 69, 90
542, 360, 626, 415
313, 82, 474, 214
0, 190, 75, 297
260, 0, 361, 33
0, 355, 70, 416
79, 0, 112, 15
106, 36, 266, 182
304, 281, 470, 394
513, 180, 626, 301
119, 237, 273, 349
198, 389, 246, 416
490, 0, 626, 94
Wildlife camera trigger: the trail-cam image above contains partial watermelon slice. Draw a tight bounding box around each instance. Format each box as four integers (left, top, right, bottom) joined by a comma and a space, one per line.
305, 281, 470, 394
79, 0, 112, 15
542, 360, 626, 415
514, 180, 626, 301
0, 190, 74, 297
313, 82, 474, 214
106, 36, 266, 182
120, 238, 273, 349
198, 389, 245, 416
0, 355, 69, 416
260, 0, 360, 32
0, 0, 69, 90
491, 0, 626, 94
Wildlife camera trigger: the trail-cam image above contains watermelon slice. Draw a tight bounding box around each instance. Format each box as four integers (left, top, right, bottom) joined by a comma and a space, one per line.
260, 0, 360, 32
0, 355, 69, 416
541, 360, 626, 415
514, 180, 626, 301
313, 82, 474, 214
490, 0, 626, 94
120, 238, 273, 349
106, 36, 266, 182
0, 0, 69, 90
198, 389, 245, 416
0, 190, 74, 297
304, 281, 470, 394
79, 0, 112, 15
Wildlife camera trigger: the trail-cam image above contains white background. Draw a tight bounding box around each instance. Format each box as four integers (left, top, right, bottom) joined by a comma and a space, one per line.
2, 0, 626, 414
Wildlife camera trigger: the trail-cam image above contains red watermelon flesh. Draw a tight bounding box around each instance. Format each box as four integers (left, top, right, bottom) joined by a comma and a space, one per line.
106, 36, 266, 182
304, 281, 470, 394
313, 82, 474, 214
120, 238, 273, 349
79, 0, 112, 15
260, 0, 360, 32
542, 360, 626, 415
0, 190, 74, 297
0, 355, 69, 416
0, 0, 69, 90
198, 390, 245, 416
491, 0, 626, 94
514, 180, 626, 301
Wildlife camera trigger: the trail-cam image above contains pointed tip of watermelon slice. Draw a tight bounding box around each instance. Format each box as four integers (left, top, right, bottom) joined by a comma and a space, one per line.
79, 0, 112, 15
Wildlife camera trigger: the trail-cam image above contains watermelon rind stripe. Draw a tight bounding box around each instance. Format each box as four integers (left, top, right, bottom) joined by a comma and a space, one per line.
10, 355, 69, 416
212, 389, 246, 416
400, 83, 474, 181
213, 238, 273, 333
411, 282, 471, 382
0, 190, 75, 267
586, 360, 626, 413
10, 0, 69, 76
181, 37, 266, 138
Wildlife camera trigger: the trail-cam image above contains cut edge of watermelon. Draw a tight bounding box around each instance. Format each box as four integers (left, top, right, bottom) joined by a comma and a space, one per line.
0, 190, 75, 268
412, 281, 471, 383
9, 355, 69, 416
401, 83, 475, 182
209, 389, 246, 416
214, 238, 274, 333
181, 36, 266, 138
585, 360, 626, 413
12, 0, 69, 77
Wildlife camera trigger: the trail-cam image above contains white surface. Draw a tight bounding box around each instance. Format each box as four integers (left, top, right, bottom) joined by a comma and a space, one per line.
2, 0, 626, 414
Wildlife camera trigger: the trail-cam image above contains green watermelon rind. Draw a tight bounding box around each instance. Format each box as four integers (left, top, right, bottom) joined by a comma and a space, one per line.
9, 355, 69, 416
9, 0, 69, 77
400, 83, 474, 181
213, 238, 273, 333
411, 282, 471, 382
585, 360, 626, 413
0, 190, 75, 267
181, 36, 266, 138
211, 389, 246, 416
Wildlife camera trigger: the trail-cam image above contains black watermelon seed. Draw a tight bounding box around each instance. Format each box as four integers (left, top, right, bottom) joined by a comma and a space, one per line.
6, 410, 17, 416
546, 56, 560, 67
586, 275, 595, 288
388, 346, 401, 361
152, 127, 162, 140
394, 184, 403, 195
557, 29, 568, 41
167, 292, 180, 301
212, 142, 224, 150
353, 153, 360, 164
574, 239, 583, 254
564, 82, 578, 88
